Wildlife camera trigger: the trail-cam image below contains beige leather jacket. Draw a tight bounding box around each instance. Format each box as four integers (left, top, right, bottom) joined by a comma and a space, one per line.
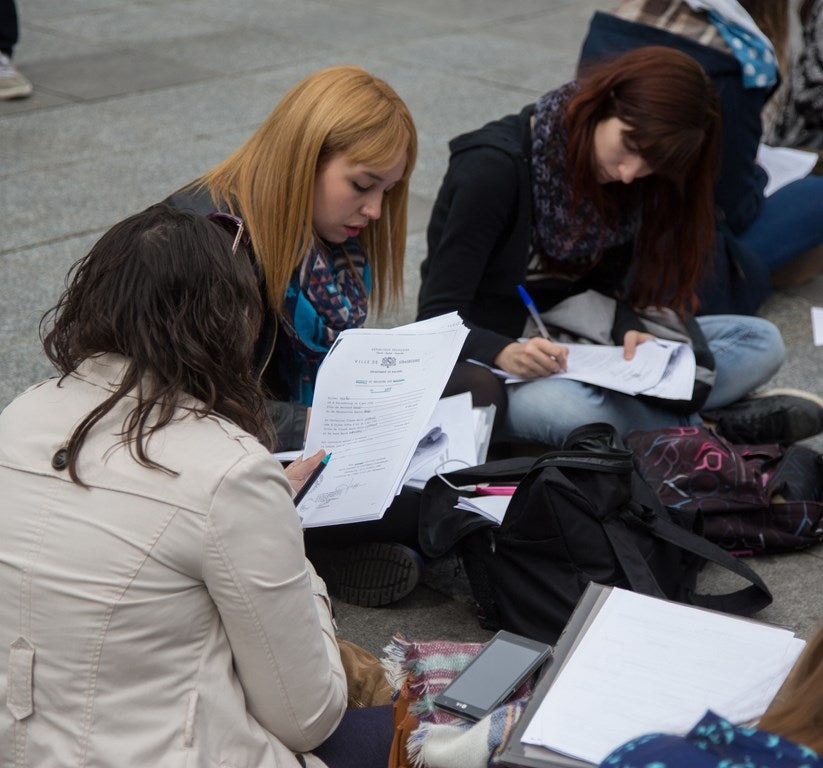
0, 354, 347, 767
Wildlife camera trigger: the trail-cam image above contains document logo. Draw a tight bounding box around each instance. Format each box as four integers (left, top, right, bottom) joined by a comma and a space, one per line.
381, 356, 397, 368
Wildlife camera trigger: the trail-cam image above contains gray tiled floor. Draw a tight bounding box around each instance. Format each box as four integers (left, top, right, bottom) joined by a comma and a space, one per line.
2, 0, 822, 657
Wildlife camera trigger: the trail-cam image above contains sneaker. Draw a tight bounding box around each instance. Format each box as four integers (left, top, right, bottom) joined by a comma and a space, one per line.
0, 52, 33, 100
313, 542, 423, 607
702, 388, 823, 444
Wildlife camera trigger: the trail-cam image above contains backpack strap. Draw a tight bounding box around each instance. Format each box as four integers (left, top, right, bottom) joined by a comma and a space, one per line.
630, 475, 773, 615
601, 516, 669, 599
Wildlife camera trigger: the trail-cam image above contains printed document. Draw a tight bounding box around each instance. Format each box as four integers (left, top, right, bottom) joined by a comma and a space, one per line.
473, 339, 695, 400
552, 340, 694, 399
520, 588, 805, 764
297, 313, 468, 527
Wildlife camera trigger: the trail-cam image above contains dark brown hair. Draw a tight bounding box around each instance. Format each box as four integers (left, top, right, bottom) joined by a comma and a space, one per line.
567, 46, 721, 313
40, 203, 274, 483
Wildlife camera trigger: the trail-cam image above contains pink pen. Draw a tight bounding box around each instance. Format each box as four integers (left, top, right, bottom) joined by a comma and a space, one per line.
475, 485, 518, 496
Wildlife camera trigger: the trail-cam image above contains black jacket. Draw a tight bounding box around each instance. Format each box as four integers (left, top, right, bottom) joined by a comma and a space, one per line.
578, 11, 772, 315
419, 105, 641, 365
418, 100, 714, 414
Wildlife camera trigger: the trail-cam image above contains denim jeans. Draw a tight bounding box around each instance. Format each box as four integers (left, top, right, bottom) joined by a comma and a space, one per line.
738, 174, 823, 271
504, 315, 784, 446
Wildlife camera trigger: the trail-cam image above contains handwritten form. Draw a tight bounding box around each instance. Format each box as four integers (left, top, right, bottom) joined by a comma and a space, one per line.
473, 339, 696, 399
552, 340, 695, 399
297, 313, 468, 527
521, 588, 805, 764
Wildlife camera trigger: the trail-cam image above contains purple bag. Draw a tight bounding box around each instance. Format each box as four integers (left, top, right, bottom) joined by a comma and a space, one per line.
627, 426, 823, 554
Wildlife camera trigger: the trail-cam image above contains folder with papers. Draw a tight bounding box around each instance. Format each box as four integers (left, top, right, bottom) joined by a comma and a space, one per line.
499, 583, 805, 768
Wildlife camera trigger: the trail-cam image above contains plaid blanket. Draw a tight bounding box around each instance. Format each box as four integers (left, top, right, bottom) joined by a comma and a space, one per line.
382, 636, 531, 768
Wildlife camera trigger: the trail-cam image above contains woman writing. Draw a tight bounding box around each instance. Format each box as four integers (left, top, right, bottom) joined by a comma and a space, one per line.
579, 0, 823, 306
419, 46, 823, 449
0, 205, 397, 767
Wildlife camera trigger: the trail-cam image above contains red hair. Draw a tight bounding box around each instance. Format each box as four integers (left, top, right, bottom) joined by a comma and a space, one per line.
565, 46, 721, 314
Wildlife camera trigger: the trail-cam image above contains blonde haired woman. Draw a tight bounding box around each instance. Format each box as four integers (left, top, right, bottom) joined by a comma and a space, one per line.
166, 65, 425, 607
168, 65, 415, 440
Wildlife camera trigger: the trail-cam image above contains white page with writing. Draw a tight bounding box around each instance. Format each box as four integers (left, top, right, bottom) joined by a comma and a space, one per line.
521, 588, 804, 764
551, 341, 675, 395
297, 314, 467, 526
470, 342, 693, 399
640, 340, 696, 400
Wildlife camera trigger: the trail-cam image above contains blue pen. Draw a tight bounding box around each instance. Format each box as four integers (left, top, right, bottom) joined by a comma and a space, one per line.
517, 284, 552, 340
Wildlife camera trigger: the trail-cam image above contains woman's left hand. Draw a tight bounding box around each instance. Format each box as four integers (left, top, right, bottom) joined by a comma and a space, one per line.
283, 449, 327, 494
622, 330, 656, 360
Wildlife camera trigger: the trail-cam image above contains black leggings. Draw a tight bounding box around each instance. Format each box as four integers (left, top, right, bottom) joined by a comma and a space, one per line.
0, 0, 19, 55
311, 705, 394, 768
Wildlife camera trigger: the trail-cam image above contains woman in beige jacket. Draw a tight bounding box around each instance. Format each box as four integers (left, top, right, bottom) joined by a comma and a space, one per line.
0, 205, 365, 767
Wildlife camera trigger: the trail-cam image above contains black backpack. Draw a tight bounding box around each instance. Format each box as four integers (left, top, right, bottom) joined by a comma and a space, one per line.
419, 423, 772, 644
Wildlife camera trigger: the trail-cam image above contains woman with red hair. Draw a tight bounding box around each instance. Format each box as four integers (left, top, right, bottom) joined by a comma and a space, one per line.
419, 46, 823, 448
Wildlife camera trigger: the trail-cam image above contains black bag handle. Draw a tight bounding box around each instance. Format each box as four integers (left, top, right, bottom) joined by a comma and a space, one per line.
624, 475, 772, 615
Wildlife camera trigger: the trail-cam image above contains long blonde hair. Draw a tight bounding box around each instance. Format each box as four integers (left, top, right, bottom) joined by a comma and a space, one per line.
758, 623, 823, 753
199, 65, 417, 314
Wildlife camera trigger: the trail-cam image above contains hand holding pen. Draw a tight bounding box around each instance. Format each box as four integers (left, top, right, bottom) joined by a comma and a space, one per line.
284, 449, 331, 505
492, 286, 568, 378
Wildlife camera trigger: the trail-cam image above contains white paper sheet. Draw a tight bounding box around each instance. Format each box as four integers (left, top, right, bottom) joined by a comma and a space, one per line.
551, 340, 694, 399
758, 143, 818, 197
521, 588, 805, 765
297, 313, 468, 527
401, 392, 478, 489
813, 307, 823, 347
470, 341, 694, 400
455, 495, 511, 524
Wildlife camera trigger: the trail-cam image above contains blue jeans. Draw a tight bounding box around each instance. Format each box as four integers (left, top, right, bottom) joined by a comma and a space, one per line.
738, 174, 823, 271
504, 315, 784, 446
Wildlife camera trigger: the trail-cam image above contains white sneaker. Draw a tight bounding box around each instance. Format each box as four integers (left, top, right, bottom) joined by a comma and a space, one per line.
0, 51, 33, 100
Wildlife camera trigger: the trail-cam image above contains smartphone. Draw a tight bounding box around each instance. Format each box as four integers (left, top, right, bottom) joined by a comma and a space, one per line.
433, 630, 552, 721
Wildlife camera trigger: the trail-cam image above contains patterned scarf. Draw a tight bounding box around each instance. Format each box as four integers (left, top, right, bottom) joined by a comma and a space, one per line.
529, 83, 639, 279
382, 636, 532, 768
279, 237, 371, 405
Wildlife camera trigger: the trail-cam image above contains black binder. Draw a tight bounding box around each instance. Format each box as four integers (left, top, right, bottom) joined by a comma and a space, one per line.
498, 582, 610, 768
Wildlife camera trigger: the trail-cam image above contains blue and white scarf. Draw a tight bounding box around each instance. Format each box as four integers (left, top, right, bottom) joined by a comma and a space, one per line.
279, 238, 371, 405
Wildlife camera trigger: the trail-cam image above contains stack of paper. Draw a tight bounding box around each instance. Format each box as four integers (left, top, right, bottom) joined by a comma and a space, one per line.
400, 393, 496, 490
401, 392, 478, 490
296, 313, 469, 527
518, 587, 805, 765
454, 495, 511, 525
472, 339, 695, 400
